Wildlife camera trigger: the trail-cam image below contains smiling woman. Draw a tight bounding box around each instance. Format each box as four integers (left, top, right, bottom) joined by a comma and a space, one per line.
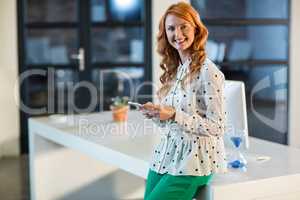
142, 2, 226, 200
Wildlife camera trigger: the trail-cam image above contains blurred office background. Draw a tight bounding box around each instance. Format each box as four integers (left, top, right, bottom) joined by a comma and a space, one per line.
1, 0, 300, 199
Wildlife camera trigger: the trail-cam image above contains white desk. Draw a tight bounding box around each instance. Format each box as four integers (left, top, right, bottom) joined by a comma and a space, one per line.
29, 111, 300, 200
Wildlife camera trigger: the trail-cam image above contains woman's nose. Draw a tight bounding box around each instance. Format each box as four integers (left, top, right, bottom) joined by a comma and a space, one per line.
174, 27, 183, 38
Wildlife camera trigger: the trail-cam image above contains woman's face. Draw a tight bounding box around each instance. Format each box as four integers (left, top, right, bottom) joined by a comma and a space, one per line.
165, 14, 195, 54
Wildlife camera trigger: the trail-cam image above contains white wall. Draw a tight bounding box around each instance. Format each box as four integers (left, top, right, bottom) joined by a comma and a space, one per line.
289, 0, 300, 147
0, 0, 20, 156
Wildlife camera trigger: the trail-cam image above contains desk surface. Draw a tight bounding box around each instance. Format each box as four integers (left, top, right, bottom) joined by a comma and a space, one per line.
29, 111, 300, 185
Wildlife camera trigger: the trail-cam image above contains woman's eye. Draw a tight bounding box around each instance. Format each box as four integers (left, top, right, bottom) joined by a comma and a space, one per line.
181, 25, 188, 30
168, 27, 174, 31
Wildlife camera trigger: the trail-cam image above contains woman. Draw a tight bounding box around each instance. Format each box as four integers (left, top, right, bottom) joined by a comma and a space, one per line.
142, 2, 227, 200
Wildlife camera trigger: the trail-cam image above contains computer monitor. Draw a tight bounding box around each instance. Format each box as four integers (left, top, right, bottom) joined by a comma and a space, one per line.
224, 80, 249, 149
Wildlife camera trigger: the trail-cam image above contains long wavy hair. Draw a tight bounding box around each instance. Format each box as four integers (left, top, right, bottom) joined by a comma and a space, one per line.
156, 2, 208, 100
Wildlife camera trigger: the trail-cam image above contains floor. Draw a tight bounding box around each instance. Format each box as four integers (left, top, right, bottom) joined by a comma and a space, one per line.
0, 155, 30, 200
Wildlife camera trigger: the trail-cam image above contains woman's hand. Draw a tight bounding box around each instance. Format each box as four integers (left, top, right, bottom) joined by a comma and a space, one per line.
141, 102, 160, 119
159, 105, 176, 121
142, 102, 176, 121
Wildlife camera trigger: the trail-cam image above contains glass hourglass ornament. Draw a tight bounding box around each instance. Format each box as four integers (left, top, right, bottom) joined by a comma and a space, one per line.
227, 130, 247, 169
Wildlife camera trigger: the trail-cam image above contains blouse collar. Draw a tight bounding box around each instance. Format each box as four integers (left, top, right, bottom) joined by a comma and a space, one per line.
178, 57, 192, 72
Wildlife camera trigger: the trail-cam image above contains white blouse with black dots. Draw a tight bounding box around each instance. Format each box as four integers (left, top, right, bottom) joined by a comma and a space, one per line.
150, 57, 227, 176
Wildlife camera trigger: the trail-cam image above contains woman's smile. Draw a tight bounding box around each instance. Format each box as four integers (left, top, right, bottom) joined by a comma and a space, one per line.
175, 38, 187, 47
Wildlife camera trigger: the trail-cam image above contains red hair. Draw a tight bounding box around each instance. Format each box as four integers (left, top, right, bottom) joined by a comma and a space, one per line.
156, 2, 208, 99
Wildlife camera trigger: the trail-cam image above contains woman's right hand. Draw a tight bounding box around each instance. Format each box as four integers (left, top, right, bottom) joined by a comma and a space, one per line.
141, 102, 160, 119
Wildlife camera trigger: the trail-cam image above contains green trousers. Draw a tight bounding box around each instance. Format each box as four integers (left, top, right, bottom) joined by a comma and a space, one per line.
144, 169, 213, 200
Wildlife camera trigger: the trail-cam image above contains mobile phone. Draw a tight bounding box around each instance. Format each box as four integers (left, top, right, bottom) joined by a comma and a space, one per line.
128, 101, 143, 109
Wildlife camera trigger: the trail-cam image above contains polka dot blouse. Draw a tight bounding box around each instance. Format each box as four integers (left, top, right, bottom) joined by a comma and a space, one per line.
150, 57, 227, 176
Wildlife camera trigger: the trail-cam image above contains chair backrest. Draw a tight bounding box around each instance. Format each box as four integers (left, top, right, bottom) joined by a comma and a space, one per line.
224, 80, 249, 149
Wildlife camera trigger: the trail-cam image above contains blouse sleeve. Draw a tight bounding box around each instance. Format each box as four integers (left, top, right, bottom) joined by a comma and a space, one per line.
152, 117, 167, 128
174, 68, 226, 137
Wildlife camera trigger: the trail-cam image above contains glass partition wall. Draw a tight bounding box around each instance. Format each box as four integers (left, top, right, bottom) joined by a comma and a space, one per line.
191, 0, 290, 144
18, 0, 152, 153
